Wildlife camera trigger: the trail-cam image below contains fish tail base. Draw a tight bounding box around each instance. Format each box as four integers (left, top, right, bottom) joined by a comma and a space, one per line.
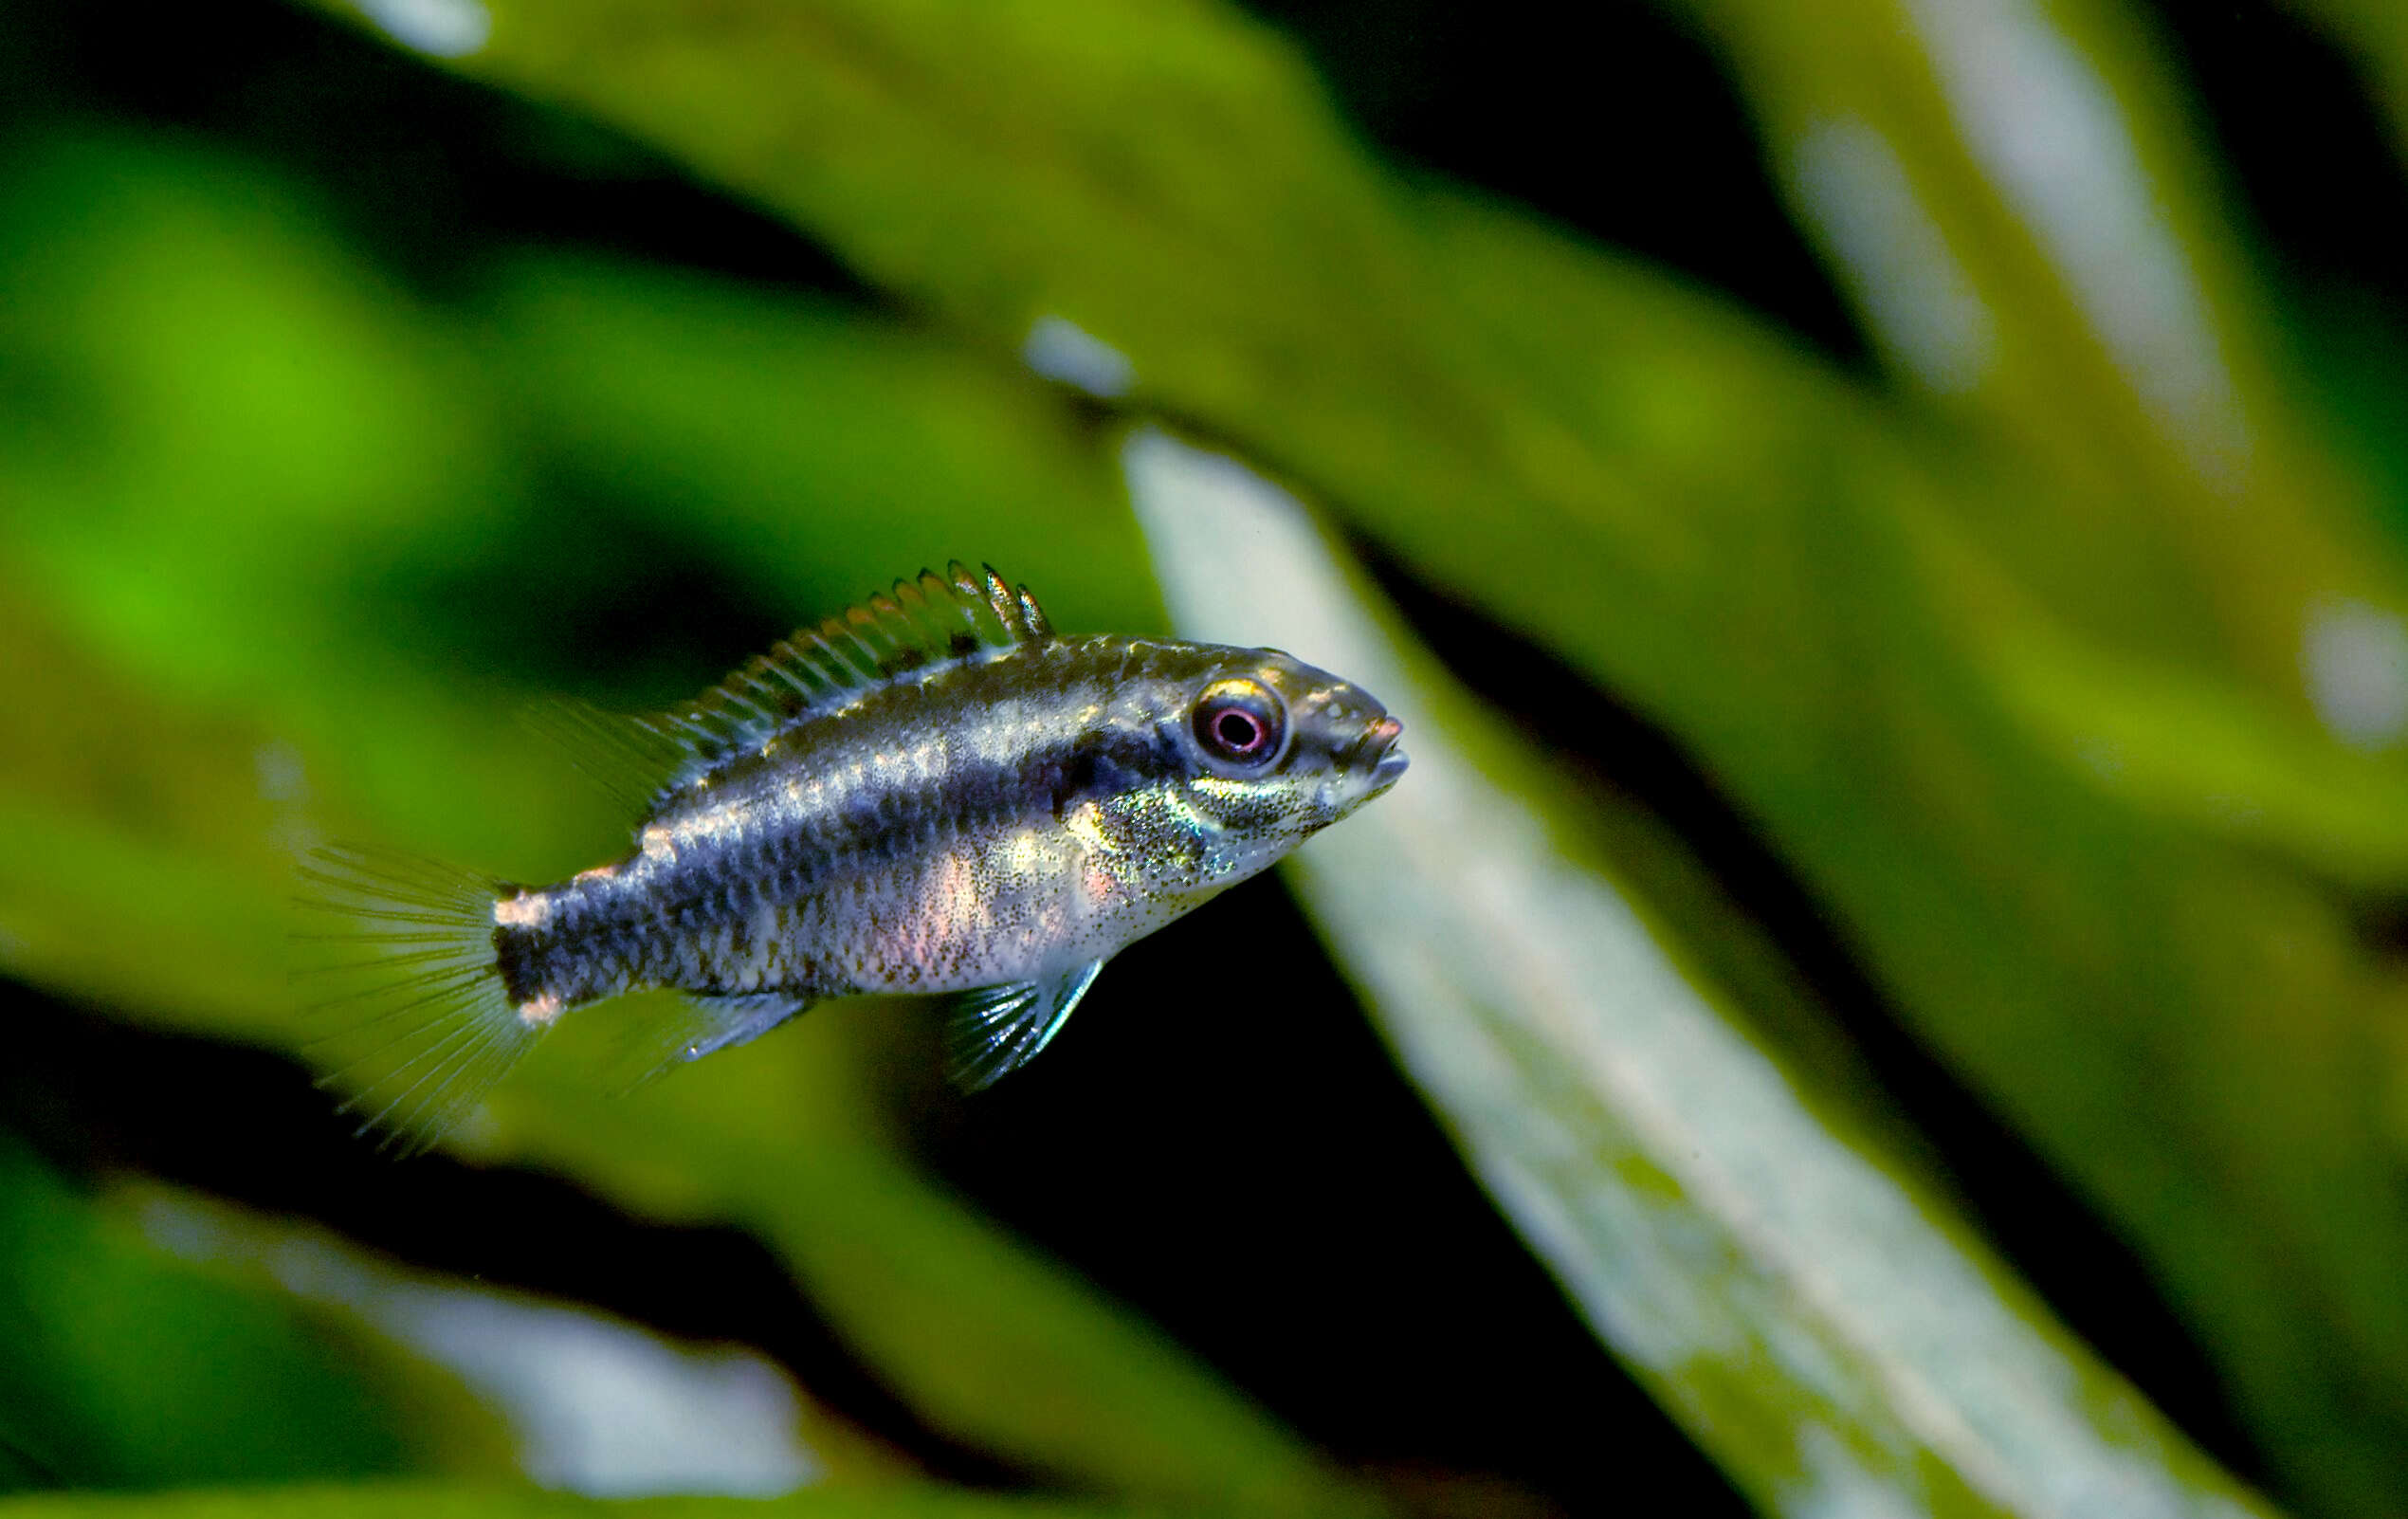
295, 845, 544, 1155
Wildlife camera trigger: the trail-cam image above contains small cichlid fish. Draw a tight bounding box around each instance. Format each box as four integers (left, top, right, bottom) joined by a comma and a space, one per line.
302, 563, 1407, 1150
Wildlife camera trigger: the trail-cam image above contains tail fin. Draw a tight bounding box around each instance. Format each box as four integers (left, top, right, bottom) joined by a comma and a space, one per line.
294, 846, 544, 1156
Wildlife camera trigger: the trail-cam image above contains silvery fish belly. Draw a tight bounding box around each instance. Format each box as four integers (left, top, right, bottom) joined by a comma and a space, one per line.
301, 563, 1408, 1152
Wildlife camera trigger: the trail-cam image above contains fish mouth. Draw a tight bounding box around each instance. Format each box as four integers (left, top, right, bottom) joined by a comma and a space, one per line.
1359, 715, 1408, 789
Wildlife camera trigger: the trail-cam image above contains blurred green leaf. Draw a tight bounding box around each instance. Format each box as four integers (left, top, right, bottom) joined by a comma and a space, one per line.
1129, 426, 2279, 1519
491, 1084, 1377, 1512
1663, 0, 2408, 741
0, 1483, 1194, 1519
113, 1181, 834, 1497
319, 1, 2408, 1508
484, 258, 1159, 646
1979, 601, 2408, 885
0, 1138, 497, 1492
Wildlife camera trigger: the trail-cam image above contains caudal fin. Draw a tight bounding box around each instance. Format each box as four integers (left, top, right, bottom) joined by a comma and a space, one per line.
294, 846, 543, 1155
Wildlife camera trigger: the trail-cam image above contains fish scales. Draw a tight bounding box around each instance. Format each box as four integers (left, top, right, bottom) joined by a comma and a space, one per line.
302, 564, 1407, 1151
504, 641, 1174, 1002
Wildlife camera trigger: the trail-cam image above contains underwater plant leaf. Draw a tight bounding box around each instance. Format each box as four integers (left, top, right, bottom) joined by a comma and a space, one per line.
0, 1483, 1191, 1519
1128, 428, 2280, 1519
302, 3, 2408, 1509
0, 1138, 503, 1492
1658, 0, 2408, 766
480, 256, 1164, 650
1975, 601, 2408, 887
483, 1077, 1380, 1515
103, 1184, 846, 1497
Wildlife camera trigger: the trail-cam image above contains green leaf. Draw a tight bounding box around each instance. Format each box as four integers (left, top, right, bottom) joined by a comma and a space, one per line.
1975, 595, 2408, 886
0, 1140, 452, 1492
1128, 426, 2279, 1519
0, 1482, 1185, 1519
483, 258, 1160, 644
1664, 0, 2408, 719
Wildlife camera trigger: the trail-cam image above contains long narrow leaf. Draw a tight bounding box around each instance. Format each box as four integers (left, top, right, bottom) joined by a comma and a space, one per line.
1125, 427, 2276, 1519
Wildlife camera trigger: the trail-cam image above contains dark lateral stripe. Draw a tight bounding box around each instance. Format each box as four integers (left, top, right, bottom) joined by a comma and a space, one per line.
640, 722, 1177, 895
672, 631, 1169, 797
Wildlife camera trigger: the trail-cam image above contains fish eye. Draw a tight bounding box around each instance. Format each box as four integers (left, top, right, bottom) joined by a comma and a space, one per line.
1192, 679, 1286, 769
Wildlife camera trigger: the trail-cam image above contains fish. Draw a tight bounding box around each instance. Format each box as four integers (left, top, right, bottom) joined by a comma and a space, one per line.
300, 563, 1408, 1152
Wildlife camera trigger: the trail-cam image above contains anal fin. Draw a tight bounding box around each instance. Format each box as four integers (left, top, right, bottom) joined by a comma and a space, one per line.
944, 960, 1105, 1091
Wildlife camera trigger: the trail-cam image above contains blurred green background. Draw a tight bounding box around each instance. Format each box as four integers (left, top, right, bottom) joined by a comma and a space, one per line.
8, 0, 2408, 1515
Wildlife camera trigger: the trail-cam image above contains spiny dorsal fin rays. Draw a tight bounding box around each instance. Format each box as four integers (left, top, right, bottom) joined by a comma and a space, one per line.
618, 563, 1055, 804
528, 566, 1058, 812
906, 572, 991, 655
960, 562, 1039, 644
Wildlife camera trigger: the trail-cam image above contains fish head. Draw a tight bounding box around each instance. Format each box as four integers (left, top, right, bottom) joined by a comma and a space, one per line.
1145, 644, 1408, 881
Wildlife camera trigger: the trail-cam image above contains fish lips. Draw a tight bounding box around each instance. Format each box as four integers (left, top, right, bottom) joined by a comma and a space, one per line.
1318, 714, 1407, 819
1359, 715, 1409, 792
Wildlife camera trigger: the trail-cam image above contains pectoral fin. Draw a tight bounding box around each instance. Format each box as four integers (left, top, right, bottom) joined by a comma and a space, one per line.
944, 960, 1105, 1091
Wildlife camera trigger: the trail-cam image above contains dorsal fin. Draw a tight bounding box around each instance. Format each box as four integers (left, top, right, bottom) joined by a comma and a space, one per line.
522, 697, 694, 813
539, 564, 1054, 812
